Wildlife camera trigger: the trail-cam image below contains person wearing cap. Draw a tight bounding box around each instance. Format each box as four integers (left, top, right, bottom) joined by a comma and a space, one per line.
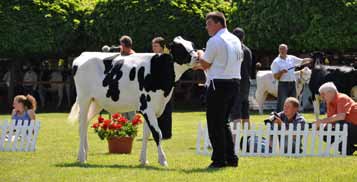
315, 82, 357, 155
271, 44, 312, 112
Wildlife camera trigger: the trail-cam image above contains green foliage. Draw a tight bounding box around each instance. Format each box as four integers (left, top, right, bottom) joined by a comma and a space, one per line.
0, 0, 88, 58
231, 0, 357, 52
0, 0, 355, 58
86, 0, 232, 51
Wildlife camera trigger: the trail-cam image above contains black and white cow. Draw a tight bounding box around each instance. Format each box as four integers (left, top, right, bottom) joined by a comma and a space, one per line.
309, 64, 357, 119
68, 36, 197, 166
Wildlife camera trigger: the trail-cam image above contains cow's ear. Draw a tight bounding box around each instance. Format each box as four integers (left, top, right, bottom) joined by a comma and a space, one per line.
159, 53, 173, 62
168, 42, 174, 51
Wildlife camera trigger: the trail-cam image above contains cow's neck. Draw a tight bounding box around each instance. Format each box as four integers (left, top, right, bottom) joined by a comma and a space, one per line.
173, 63, 190, 82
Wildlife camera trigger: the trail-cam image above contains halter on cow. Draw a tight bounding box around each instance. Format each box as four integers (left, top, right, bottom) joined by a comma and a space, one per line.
68, 36, 197, 166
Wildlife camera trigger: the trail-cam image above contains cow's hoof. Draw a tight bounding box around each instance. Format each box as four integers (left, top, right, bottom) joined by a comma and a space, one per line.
77, 158, 87, 164
140, 160, 149, 166
159, 160, 168, 167
77, 156, 87, 163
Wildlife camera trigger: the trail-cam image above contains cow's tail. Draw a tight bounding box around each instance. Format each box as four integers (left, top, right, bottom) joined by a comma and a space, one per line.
68, 97, 100, 125
68, 98, 80, 123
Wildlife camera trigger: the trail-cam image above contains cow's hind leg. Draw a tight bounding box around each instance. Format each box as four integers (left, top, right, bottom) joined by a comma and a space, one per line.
77, 98, 91, 163
140, 109, 167, 167
255, 90, 267, 115
139, 122, 150, 165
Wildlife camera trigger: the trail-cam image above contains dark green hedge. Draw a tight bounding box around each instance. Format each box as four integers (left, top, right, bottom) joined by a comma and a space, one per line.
0, 0, 88, 58
0, 0, 356, 58
231, 0, 357, 52
85, 0, 232, 52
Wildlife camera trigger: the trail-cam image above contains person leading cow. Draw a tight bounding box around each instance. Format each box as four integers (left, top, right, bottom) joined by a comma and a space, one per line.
271, 44, 312, 112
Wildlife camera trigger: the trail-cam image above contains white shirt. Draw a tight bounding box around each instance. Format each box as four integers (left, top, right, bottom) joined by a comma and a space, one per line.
203, 28, 243, 83
23, 70, 38, 87
271, 55, 303, 82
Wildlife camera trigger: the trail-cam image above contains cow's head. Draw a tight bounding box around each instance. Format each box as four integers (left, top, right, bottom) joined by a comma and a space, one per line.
299, 67, 312, 83
169, 36, 197, 66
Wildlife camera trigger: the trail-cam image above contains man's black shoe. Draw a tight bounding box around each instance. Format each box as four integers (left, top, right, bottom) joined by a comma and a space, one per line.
208, 162, 226, 169
226, 160, 238, 167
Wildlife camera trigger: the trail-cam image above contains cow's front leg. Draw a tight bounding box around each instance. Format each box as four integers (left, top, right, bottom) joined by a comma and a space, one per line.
140, 108, 167, 167
139, 122, 150, 165
313, 94, 320, 121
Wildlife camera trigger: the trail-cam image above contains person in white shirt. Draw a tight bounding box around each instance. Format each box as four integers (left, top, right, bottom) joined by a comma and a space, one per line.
23, 66, 38, 95
271, 44, 312, 111
194, 12, 243, 168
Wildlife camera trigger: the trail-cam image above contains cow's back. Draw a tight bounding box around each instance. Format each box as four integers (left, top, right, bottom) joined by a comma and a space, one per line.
309, 65, 357, 96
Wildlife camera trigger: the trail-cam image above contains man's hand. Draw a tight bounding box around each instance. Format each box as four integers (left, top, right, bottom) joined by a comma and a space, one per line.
195, 50, 211, 70
273, 69, 288, 80
192, 63, 204, 70
314, 119, 325, 129
274, 116, 283, 125
196, 50, 204, 61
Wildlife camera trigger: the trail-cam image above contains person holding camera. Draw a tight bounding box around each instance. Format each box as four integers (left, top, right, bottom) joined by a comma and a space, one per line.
265, 97, 306, 153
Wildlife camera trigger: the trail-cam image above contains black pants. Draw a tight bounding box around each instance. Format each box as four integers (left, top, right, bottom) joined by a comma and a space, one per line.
277, 81, 296, 112
323, 121, 357, 155
206, 79, 239, 163
230, 80, 250, 120
158, 100, 172, 139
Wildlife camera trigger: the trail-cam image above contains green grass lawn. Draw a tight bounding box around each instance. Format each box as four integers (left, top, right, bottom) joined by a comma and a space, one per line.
0, 112, 356, 182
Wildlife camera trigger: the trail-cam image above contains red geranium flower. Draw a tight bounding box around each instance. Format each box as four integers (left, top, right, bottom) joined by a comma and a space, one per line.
92, 123, 100, 129
112, 113, 121, 119
115, 123, 123, 130
118, 117, 128, 124
98, 116, 105, 123
104, 119, 111, 125
132, 115, 143, 125
102, 123, 109, 130
93, 113, 142, 140
109, 123, 116, 130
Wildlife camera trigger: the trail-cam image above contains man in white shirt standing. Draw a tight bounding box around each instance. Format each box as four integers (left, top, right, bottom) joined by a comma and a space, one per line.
271, 44, 311, 111
195, 12, 243, 168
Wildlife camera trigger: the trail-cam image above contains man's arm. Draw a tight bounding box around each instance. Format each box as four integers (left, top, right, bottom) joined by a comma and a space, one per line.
315, 113, 346, 127
193, 39, 216, 70
271, 60, 287, 80
197, 50, 212, 70
273, 69, 288, 80
292, 56, 313, 66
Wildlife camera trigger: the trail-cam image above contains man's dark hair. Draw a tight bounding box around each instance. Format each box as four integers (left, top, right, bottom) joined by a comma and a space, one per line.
206, 12, 226, 28
232, 27, 245, 41
152, 37, 166, 48
120, 35, 133, 48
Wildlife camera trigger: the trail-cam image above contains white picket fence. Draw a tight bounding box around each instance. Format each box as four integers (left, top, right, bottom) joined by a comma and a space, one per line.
196, 122, 348, 157
0, 120, 40, 152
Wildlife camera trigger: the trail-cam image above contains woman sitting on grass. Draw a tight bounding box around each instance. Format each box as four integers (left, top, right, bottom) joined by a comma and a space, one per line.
11, 94, 37, 125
